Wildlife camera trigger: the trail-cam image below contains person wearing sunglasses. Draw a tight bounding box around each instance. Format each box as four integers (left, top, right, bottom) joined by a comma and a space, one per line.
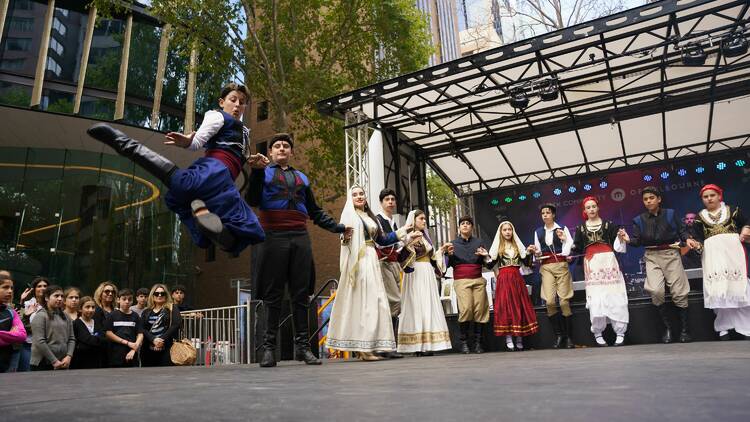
140, 284, 182, 366
93, 282, 117, 365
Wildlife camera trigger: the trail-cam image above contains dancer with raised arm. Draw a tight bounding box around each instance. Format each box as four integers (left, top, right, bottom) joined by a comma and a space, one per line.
573, 197, 630, 347
375, 189, 405, 359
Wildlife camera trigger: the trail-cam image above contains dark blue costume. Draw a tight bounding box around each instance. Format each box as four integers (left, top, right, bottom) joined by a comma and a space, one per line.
246, 161, 344, 362
166, 110, 264, 253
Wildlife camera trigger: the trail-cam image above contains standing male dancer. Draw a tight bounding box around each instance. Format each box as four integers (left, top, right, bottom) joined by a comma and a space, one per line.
626, 187, 699, 343
440, 216, 491, 354
375, 189, 404, 359
247, 133, 351, 367
530, 204, 575, 349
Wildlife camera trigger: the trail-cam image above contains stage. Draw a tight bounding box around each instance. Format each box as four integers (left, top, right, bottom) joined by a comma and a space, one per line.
2, 341, 748, 421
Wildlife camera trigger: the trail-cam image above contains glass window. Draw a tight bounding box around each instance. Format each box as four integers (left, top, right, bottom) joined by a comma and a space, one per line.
79, 96, 115, 120
46, 5, 90, 83
52, 17, 67, 37
7, 17, 34, 32
0, 81, 31, 106
4, 37, 32, 52
122, 102, 152, 127
0, 58, 26, 70
126, 20, 162, 100
41, 88, 74, 113
46, 57, 61, 77
257, 100, 269, 121
85, 18, 125, 91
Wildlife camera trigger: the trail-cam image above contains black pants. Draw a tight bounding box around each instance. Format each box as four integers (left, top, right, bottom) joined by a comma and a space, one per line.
254, 230, 314, 348
141, 345, 173, 367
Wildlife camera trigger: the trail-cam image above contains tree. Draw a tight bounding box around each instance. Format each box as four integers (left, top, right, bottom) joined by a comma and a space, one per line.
92, 0, 433, 196
426, 169, 457, 216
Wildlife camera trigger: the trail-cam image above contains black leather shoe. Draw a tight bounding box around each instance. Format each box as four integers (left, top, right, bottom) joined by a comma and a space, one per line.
259, 348, 276, 367
191, 200, 236, 251
719, 332, 731, 341
563, 316, 575, 349
295, 348, 322, 365
379, 351, 404, 359
459, 341, 470, 354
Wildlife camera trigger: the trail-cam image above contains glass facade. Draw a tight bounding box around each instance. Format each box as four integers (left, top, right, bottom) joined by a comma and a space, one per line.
0, 146, 196, 295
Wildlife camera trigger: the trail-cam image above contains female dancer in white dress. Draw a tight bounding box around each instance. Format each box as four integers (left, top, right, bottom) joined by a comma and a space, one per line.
397, 210, 452, 355
572, 196, 630, 346
692, 184, 750, 339
325, 186, 412, 361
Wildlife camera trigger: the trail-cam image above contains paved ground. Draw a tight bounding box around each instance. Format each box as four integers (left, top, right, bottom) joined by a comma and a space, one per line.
2, 341, 749, 421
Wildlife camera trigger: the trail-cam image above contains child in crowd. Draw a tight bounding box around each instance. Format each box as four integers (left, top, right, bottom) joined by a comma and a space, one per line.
105, 289, 143, 368
63, 287, 81, 322
0, 273, 26, 372
30, 285, 75, 370
72, 296, 105, 369
130, 288, 149, 317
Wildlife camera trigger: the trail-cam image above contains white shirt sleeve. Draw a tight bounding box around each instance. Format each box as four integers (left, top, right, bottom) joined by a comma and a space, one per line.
561, 227, 573, 256
613, 235, 626, 253
533, 231, 541, 252
188, 110, 225, 151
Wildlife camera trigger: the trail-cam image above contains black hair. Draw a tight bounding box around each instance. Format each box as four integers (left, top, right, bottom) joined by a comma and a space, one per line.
171, 284, 187, 294
458, 215, 474, 226
43, 285, 64, 309
117, 288, 134, 299
641, 186, 662, 198
219, 82, 249, 101
539, 203, 556, 215
269, 132, 294, 149
379, 188, 397, 203
136, 288, 150, 296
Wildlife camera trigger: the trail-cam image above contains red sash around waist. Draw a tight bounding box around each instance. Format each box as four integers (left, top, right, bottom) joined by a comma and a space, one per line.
584, 242, 613, 261
205, 149, 242, 180
258, 209, 308, 232
541, 251, 566, 265
453, 264, 482, 280
376, 245, 399, 262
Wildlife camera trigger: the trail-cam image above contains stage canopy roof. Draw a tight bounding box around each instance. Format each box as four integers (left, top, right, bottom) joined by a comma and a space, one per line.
317, 0, 750, 192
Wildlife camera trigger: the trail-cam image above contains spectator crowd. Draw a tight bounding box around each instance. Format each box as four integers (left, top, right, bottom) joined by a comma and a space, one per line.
0, 270, 193, 372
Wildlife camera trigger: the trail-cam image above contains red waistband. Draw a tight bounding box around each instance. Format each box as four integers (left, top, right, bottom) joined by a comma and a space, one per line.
205, 149, 242, 180
376, 245, 399, 262
585, 242, 613, 261
258, 210, 308, 231
454, 264, 482, 279
541, 252, 565, 265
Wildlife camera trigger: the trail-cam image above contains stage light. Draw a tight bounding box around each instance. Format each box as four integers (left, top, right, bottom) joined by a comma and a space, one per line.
583, 183, 592, 191
504, 196, 513, 203
599, 181, 608, 189
538, 79, 559, 102
722, 32, 748, 58
696, 166, 705, 174
716, 162, 726, 171
519, 195, 527, 201
660, 171, 669, 180
682, 43, 706, 66
677, 168, 687, 176
509, 88, 529, 109
643, 174, 653, 182
490, 198, 499, 206
568, 186, 576, 193
532, 192, 541, 199
735, 159, 746, 167
553, 188, 562, 196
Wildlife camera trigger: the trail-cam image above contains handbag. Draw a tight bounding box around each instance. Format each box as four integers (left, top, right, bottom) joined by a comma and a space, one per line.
170, 339, 197, 366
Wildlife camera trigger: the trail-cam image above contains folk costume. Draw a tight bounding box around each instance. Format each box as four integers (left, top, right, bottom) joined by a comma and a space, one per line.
437, 234, 492, 353
692, 184, 750, 338
375, 213, 403, 318
246, 134, 345, 367
629, 206, 692, 343
396, 211, 452, 354
87, 110, 265, 254
533, 218, 575, 348
573, 197, 629, 346
488, 222, 539, 351
325, 189, 407, 353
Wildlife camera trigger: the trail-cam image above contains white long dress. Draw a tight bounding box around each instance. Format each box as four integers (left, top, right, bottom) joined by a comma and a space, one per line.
325, 212, 400, 352
397, 239, 452, 353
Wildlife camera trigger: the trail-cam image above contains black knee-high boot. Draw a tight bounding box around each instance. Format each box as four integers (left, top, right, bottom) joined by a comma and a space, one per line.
473, 323, 484, 354
657, 305, 673, 344
549, 313, 563, 349
459, 322, 471, 354
87, 123, 177, 186
679, 307, 692, 343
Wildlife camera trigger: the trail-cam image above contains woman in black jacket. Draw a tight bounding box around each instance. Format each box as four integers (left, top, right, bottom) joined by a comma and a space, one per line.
71, 296, 105, 369
140, 284, 182, 367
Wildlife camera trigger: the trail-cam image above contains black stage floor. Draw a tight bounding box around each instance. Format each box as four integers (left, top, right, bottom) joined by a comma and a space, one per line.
2, 341, 749, 421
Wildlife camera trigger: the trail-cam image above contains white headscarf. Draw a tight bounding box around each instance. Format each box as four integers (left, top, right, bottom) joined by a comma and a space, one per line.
400, 210, 433, 269
488, 221, 532, 275
338, 186, 372, 288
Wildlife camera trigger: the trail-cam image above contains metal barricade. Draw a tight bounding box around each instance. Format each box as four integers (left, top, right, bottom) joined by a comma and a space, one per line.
179, 304, 252, 366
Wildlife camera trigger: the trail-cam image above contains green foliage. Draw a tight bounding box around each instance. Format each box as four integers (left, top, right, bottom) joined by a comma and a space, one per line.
426, 170, 457, 215
91, 0, 433, 196
0, 86, 31, 107
46, 98, 75, 114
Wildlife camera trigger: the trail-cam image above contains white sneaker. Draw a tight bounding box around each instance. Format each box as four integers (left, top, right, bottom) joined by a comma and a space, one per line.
505, 335, 515, 351
614, 335, 625, 346
515, 336, 524, 350
595, 335, 607, 346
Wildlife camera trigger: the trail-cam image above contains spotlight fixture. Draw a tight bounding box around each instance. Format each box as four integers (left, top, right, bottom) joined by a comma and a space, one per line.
736, 159, 747, 167
504, 196, 513, 203
677, 168, 687, 176
599, 181, 608, 189
716, 161, 727, 171
660, 171, 670, 180
696, 166, 705, 174
721, 32, 748, 58
643, 174, 653, 182
682, 43, 707, 66
568, 186, 576, 193
538, 79, 559, 102
532, 192, 541, 199
509, 87, 529, 109
553, 188, 562, 196
518, 195, 527, 201
583, 183, 592, 191
490, 198, 499, 206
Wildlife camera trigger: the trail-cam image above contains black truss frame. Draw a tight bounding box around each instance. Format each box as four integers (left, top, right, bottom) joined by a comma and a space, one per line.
317, 0, 750, 192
